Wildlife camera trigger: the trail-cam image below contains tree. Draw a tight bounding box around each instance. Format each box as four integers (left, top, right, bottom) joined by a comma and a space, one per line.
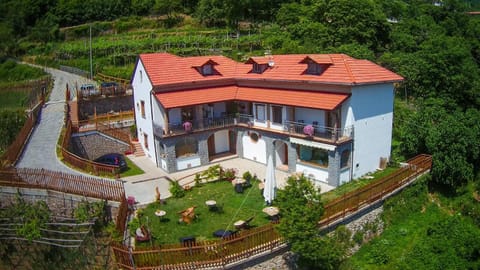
276, 174, 347, 269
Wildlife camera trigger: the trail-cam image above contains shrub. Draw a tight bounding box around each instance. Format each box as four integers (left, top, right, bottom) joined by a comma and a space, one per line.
242, 171, 252, 181
353, 231, 364, 245
169, 181, 185, 198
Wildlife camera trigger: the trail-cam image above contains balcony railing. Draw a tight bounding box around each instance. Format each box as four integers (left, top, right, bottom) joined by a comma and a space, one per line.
284, 120, 353, 142
166, 114, 238, 135
161, 114, 353, 143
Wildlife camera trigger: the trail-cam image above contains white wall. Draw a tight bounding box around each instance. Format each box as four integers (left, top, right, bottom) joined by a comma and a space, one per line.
177, 155, 201, 170
339, 167, 351, 185
348, 84, 394, 178
296, 163, 329, 183
152, 98, 165, 136
131, 59, 156, 163
242, 134, 267, 164
214, 130, 229, 154
295, 108, 325, 126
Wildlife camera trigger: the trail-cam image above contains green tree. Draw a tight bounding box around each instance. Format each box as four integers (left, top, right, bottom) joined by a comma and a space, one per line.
276, 174, 346, 269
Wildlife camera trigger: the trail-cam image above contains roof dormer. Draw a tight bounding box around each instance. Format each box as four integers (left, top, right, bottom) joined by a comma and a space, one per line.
299, 55, 333, 75
245, 57, 274, 74
193, 59, 220, 76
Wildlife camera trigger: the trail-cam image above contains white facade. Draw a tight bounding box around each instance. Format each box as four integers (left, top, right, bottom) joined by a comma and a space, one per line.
131, 60, 156, 164
242, 134, 267, 164
348, 84, 394, 178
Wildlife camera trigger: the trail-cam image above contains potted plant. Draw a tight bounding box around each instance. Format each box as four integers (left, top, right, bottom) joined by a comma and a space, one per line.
183, 121, 192, 132
303, 124, 314, 136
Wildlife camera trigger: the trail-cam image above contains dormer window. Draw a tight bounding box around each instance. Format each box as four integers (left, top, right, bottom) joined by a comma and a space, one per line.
202, 64, 213, 75
307, 61, 321, 75
246, 57, 271, 74
192, 59, 219, 76
300, 55, 332, 76
253, 63, 266, 74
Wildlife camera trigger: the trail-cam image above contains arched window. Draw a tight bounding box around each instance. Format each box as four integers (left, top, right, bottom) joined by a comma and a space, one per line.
340, 149, 350, 168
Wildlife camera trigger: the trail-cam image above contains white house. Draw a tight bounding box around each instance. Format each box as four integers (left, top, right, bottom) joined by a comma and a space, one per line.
130, 53, 403, 187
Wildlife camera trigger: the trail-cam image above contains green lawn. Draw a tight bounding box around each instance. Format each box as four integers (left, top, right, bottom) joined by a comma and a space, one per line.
322, 167, 399, 203
120, 156, 144, 177
130, 179, 272, 245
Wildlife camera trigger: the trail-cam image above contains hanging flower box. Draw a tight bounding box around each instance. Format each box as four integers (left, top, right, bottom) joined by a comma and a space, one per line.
303, 124, 314, 137
183, 121, 192, 132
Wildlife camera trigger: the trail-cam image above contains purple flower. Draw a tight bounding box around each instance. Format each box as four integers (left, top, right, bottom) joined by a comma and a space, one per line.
303, 125, 314, 136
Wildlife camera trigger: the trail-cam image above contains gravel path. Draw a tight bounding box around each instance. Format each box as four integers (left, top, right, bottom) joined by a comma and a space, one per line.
16, 68, 91, 173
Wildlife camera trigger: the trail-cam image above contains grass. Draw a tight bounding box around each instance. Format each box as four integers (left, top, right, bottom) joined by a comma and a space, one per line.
120, 156, 144, 177
0, 91, 29, 109
345, 180, 480, 269
131, 179, 271, 245
322, 166, 399, 203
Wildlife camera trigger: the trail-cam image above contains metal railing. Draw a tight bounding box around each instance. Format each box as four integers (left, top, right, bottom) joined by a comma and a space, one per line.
166, 114, 238, 136
284, 120, 354, 142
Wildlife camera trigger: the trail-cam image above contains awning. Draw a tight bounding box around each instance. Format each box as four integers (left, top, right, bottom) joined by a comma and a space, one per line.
290, 137, 336, 151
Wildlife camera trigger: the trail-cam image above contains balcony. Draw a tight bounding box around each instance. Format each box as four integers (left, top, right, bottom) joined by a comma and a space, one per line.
165, 114, 238, 136
284, 121, 353, 143
161, 114, 353, 144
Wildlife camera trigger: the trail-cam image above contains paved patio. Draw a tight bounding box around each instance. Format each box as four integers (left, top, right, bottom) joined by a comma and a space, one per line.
122, 155, 335, 206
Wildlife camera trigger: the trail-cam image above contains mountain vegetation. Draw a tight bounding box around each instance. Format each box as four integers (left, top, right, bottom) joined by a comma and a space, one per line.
0, 0, 479, 268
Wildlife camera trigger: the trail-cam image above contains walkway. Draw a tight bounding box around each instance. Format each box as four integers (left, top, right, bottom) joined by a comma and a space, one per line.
16, 68, 87, 173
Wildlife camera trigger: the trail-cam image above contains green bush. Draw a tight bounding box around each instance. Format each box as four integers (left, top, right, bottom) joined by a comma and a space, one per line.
353, 231, 364, 245
169, 181, 185, 198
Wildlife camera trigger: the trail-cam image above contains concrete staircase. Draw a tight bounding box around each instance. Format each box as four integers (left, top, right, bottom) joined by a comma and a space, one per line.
132, 141, 145, 157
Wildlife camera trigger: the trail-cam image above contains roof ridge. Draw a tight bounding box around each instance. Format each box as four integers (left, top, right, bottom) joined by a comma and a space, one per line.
342, 56, 356, 84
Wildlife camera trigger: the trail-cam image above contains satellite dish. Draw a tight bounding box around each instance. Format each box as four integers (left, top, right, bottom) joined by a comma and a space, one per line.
268, 59, 275, 67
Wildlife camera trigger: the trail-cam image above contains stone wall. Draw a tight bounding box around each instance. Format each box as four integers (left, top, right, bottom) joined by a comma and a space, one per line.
71, 131, 130, 160
0, 186, 120, 220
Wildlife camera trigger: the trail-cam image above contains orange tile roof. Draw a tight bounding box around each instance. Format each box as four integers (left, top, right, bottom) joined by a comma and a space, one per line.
139, 53, 403, 87
236, 87, 348, 110
155, 86, 238, 109
155, 86, 349, 110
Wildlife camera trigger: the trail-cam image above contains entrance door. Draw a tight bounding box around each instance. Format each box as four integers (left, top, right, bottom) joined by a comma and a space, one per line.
229, 131, 236, 154
207, 135, 215, 161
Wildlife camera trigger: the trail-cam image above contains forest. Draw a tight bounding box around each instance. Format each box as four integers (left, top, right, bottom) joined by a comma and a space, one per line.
0, 0, 479, 268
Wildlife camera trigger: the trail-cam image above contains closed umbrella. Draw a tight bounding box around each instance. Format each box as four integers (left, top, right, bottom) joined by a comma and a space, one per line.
263, 155, 276, 205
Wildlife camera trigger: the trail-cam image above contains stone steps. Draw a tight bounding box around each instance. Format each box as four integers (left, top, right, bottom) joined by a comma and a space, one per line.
132, 141, 145, 157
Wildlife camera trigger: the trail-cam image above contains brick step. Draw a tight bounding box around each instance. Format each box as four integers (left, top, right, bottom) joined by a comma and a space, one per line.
132, 141, 145, 157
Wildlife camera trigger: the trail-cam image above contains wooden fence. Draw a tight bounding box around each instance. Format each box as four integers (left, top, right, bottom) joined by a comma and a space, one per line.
61, 120, 124, 177
0, 168, 125, 202
112, 223, 285, 270
319, 154, 432, 227
95, 73, 131, 91
1, 102, 44, 167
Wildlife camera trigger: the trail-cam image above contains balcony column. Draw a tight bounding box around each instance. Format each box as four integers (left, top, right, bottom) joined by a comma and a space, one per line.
195, 105, 204, 129
164, 109, 170, 135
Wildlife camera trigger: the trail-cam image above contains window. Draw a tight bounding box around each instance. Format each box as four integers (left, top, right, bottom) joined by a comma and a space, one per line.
202, 64, 213, 75
175, 137, 198, 158
297, 145, 329, 168
140, 100, 146, 118
144, 133, 149, 150
340, 150, 350, 168
271, 106, 283, 124
181, 107, 194, 122
253, 63, 266, 74
307, 62, 321, 75
255, 104, 265, 121
139, 70, 143, 83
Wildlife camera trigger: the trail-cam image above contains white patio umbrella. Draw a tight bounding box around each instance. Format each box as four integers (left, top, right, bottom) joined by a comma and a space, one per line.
263, 155, 276, 205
